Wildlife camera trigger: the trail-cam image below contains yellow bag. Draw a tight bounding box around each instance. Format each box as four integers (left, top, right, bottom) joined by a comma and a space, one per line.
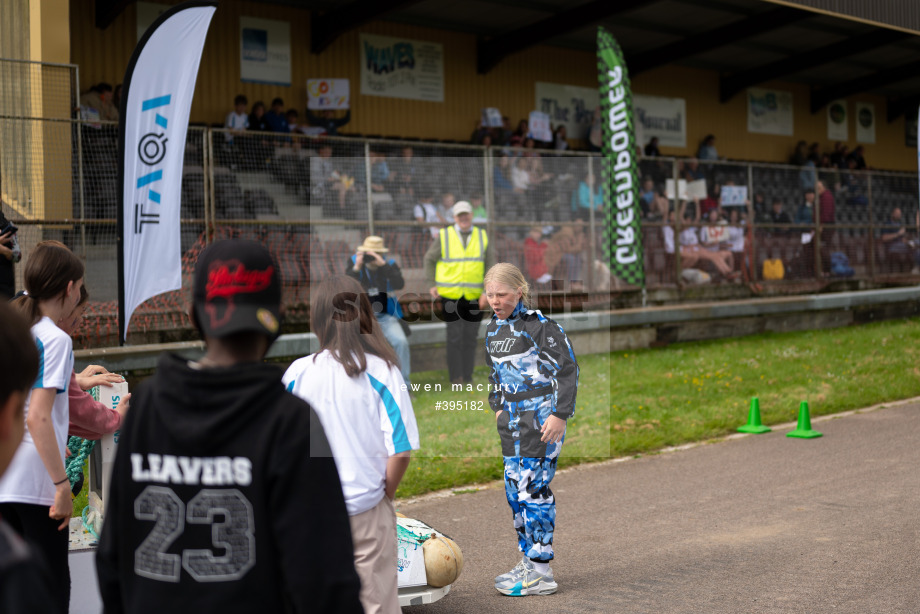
762, 258, 785, 280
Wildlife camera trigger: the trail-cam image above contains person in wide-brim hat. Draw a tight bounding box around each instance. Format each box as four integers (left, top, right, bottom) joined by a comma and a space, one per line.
356, 236, 388, 253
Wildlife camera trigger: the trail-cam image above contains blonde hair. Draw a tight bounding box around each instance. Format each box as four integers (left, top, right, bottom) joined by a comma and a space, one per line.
484, 263, 530, 306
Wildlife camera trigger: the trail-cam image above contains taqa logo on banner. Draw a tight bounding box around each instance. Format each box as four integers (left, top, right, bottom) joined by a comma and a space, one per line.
133, 96, 172, 235
119, 3, 216, 342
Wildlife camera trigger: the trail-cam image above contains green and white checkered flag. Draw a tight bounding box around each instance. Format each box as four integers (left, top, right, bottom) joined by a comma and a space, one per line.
597, 27, 645, 288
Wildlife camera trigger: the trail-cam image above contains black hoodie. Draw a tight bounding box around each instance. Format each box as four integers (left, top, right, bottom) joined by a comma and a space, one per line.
96, 353, 363, 614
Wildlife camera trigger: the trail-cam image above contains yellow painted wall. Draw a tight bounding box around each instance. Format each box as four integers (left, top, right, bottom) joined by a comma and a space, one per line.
68, 0, 916, 171
634, 65, 910, 172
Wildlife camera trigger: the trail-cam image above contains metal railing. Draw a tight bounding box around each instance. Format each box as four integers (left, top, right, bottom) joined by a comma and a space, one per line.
2, 113, 919, 345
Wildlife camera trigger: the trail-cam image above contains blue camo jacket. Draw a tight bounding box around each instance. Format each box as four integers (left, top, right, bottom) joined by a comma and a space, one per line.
484, 301, 579, 420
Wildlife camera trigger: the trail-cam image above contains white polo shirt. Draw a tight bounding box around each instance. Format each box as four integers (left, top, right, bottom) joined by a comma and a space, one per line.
283, 351, 420, 516
0, 317, 73, 506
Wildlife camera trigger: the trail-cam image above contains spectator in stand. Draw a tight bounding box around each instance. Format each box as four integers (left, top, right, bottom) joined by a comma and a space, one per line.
676, 208, 737, 279
698, 184, 721, 220
494, 153, 514, 193
264, 97, 289, 133
510, 119, 528, 147
224, 94, 249, 144
286, 109, 305, 134
587, 107, 602, 152
816, 180, 836, 274
847, 145, 867, 170
499, 116, 513, 146
834, 145, 850, 170
644, 137, 660, 157
726, 208, 748, 277
818, 153, 841, 191
414, 187, 446, 239
700, 208, 729, 251
880, 207, 911, 271
553, 126, 569, 151
682, 159, 705, 182
248, 101, 269, 132
524, 226, 552, 286
769, 198, 793, 236
441, 192, 457, 224
796, 189, 815, 225
311, 143, 355, 217
369, 149, 392, 193
546, 224, 586, 291
697, 134, 718, 160
306, 108, 351, 136
790, 140, 808, 166
470, 120, 491, 144
751, 192, 767, 220
79, 82, 118, 122
807, 142, 821, 164
511, 156, 532, 195
572, 171, 603, 221
639, 179, 656, 218
522, 140, 551, 186
390, 146, 417, 197
470, 193, 487, 224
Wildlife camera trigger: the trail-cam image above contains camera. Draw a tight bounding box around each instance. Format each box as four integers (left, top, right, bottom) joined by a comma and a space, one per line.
362, 253, 375, 264
0, 221, 17, 236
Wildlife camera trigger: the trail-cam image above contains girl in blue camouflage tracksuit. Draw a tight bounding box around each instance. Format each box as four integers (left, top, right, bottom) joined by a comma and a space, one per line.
483, 263, 579, 596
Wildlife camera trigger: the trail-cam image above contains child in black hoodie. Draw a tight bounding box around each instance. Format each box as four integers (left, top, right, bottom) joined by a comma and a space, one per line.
96, 240, 363, 614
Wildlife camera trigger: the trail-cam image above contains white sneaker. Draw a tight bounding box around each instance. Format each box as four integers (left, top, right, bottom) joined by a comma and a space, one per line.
495, 562, 557, 596
494, 558, 529, 585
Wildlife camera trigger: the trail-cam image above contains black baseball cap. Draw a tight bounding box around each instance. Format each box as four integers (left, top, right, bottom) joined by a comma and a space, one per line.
193, 239, 282, 340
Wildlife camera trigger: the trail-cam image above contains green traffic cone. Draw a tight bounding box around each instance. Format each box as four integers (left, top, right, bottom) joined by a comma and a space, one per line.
738, 397, 771, 434
786, 401, 822, 439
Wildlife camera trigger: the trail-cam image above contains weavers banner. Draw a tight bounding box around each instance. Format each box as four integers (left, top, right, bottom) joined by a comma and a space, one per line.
118, 1, 216, 342
597, 27, 644, 288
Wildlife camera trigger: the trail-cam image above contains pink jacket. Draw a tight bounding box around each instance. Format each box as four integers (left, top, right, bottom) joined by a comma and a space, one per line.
67, 371, 122, 440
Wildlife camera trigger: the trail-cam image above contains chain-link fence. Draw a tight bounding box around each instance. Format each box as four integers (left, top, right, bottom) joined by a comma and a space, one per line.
3, 59, 919, 347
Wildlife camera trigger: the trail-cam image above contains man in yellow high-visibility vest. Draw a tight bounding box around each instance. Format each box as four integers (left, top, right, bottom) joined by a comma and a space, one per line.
425, 201, 495, 385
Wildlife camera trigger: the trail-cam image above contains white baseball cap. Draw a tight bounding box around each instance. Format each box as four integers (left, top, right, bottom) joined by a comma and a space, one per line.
452, 201, 473, 216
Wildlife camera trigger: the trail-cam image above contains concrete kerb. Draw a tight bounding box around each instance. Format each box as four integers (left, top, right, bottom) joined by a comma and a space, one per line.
395, 395, 920, 509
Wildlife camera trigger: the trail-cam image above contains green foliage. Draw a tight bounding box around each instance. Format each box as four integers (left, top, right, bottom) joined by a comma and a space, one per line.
398, 318, 920, 498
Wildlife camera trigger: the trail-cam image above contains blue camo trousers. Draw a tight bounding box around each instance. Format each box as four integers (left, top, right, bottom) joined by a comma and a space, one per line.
497, 401, 563, 562
503, 452, 559, 562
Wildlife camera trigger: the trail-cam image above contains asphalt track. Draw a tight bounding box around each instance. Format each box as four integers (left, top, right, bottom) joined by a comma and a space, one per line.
402, 401, 920, 613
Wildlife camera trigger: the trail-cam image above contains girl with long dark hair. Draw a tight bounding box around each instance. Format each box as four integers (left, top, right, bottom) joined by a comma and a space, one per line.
0, 240, 84, 612
283, 275, 419, 614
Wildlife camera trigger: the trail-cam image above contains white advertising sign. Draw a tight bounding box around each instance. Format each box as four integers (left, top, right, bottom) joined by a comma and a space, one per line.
855, 102, 876, 144
482, 107, 503, 127
121, 3, 215, 340
747, 88, 794, 136
240, 17, 291, 86
360, 33, 444, 102
534, 82, 598, 141
721, 185, 748, 206
634, 94, 687, 148
528, 110, 552, 142
827, 99, 848, 141
307, 78, 350, 110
